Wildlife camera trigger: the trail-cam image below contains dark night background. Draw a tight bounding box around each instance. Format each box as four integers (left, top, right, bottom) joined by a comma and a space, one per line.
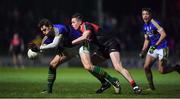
0, 0, 180, 55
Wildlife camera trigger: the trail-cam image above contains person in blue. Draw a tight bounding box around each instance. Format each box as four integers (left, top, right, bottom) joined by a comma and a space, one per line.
28, 18, 116, 94
139, 8, 180, 90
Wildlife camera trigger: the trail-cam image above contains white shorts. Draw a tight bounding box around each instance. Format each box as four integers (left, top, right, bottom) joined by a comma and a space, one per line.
78, 41, 91, 54
147, 47, 169, 60
79, 45, 90, 54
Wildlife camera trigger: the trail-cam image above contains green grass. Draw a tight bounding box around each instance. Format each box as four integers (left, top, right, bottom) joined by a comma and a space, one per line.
0, 67, 180, 98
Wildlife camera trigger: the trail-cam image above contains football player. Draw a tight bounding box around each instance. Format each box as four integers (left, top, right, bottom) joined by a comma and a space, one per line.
139, 8, 180, 90
29, 18, 117, 94
71, 13, 142, 94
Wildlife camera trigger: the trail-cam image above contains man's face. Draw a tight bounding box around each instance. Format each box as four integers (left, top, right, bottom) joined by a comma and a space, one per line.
142, 10, 151, 23
71, 18, 81, 30
40, 25, 52, 36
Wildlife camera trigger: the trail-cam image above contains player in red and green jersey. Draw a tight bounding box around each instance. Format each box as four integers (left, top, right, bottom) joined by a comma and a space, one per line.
29, 18, 117, 94
71, 13, 142, 94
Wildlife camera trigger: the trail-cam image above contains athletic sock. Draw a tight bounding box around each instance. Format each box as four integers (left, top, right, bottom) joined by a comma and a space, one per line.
91, 65, 115, 83
130, 80, 137, 88
47, 66, 56, 93
146, 72, 155, 90
89, 70, 106, 84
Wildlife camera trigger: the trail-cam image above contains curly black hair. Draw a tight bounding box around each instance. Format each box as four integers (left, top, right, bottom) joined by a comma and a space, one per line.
38, 18, 53, 28
142, 8, 152, 15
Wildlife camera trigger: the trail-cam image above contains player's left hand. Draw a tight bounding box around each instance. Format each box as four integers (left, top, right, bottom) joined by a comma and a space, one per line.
149, 45, 157, 54
28, 42, 40, 52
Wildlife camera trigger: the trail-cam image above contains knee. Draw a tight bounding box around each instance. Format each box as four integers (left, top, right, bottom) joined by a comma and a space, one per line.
112, 62, 123, 71
84, 64, 92, 70
158, 68, 166, 74
114, 66, 120, 72
144, 65, 150, 71
50, 61, 58, 69
114, 65, 123, 72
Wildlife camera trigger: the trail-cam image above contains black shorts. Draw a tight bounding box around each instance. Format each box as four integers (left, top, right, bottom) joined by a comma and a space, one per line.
12, 46, 21, 55
96, 38, 120, 59
103, 38, 120, 52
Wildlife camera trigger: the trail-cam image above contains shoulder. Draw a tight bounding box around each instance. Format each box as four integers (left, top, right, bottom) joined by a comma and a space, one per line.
82, 22, 93, 30
53, 24, 66, 30
53, 24, 67, 35
81, 22, 100, 33
150, 19, 162, 29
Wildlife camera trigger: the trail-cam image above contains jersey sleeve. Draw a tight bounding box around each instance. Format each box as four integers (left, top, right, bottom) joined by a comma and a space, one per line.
54, 24, 67, 36
43, 37, 53, 44
151, 19, 163, 32
84, 23, 94, 32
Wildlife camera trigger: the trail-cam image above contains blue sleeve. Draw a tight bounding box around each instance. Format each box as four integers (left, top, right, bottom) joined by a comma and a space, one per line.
151, 19, 163, 30
70, 27, 82, 39
53, 24, 67, 35
44, 37, 53, 44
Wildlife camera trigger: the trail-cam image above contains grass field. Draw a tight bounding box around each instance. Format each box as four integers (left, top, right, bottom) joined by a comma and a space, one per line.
0, 66, 180, 98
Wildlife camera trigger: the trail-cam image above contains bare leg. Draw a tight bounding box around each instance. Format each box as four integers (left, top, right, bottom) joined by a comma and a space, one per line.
109, 51, 142, 94
144, 55, 156, 90
18, 54, 24, 69
110, 52, 134, 83
12, 53, 18, 68
158, 59, 175, 74
79, 50, 120, 93
43, 53, 70, 93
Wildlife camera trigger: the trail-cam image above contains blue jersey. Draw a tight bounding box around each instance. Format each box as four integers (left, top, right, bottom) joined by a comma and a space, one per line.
143, 19, 168, 49
43, 24, 81, 47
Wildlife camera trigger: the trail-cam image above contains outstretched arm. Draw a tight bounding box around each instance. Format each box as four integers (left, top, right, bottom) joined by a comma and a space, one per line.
40, 34, 63, 50
72, 30, 91, 45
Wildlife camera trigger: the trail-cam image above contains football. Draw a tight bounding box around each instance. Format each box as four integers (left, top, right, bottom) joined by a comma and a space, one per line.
27, 49, 39, 59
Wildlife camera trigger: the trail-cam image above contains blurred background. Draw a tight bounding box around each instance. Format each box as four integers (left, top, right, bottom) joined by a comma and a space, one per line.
0, 0, 180, 67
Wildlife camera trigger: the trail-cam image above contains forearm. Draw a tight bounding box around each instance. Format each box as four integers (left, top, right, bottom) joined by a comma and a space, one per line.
21, 44, 24, 51
40, 36, 61, 50
9, 45, 13, 52
142, 40, 149, 51
72, 36, 87, 45
40, 43, 57, 50
156, 31, 166, 46
72, 30, 91, 45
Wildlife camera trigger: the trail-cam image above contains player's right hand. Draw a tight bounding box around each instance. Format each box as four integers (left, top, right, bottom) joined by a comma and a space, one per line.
149, 45, 157, 54
139, 50, 146, 59
28, 42, 40, 52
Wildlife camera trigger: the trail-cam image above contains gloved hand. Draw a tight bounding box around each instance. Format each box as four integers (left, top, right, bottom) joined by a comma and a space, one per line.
139, 50, 146, 58
149, 45, 157, 54
28, 42, 40, 52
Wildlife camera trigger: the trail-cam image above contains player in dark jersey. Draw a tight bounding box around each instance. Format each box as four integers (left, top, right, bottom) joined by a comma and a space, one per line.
71, 13, 142, 94
139, 8, 180, 90
9, 33, 24, 68
28, 18, 115, 94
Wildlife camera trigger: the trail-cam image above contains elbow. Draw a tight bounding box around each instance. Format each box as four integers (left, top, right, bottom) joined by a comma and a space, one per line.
82, 36, 89, 41
164, 33, 167, 38
52, 44, 58, 48
161, 30, 167, 38
47, 43, 58, 49
161, 33, 166, 39
84, 34, 91, 40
